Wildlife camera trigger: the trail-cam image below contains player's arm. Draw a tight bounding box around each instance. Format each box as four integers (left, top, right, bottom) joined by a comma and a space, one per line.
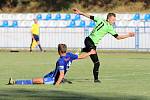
109, 27, 135, 40
114, 32, 135, 40
72, 8, 94, 20
55, 70, 64, 86
78, 49, 96, 59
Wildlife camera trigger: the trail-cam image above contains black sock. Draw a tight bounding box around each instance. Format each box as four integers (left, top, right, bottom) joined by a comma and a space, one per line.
93, 62, 100, 80
38, 44, 43, 51
90, 53, 100, 80
30, 39, 33, 52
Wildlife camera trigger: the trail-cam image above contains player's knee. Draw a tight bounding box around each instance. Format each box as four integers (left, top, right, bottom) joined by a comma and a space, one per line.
94, 61, 100, 71
94, 61, 100, 67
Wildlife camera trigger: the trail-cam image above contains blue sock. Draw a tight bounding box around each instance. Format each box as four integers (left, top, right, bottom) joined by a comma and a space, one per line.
15, 80, 33, 85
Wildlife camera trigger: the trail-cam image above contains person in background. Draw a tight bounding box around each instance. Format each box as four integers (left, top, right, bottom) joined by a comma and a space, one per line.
30, 19, 43, 52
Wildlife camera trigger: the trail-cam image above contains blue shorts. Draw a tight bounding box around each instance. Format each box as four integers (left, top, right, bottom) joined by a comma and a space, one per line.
33, 34, 39, 41
43, 71, 55, 84
43, 77, 54, 84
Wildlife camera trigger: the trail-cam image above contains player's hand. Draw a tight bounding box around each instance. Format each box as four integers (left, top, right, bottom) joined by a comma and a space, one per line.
128, 32, 135, 37
89, 49, 96, 55
72, 8, 81, 14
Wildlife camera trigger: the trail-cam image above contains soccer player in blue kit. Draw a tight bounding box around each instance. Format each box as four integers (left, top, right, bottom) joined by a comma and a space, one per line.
8, 44, 96, 86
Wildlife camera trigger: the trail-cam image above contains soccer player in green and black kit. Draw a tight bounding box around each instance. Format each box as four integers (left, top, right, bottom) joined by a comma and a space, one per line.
73, 8, 135, 83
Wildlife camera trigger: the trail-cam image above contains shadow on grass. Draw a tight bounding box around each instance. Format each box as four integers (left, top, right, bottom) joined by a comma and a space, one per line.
128, 58, 150, 60
0, 89, 148, 100
68, 78, 92, 82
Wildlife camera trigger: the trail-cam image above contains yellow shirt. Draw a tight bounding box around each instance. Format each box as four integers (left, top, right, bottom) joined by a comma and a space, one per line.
31, 23, 39, 35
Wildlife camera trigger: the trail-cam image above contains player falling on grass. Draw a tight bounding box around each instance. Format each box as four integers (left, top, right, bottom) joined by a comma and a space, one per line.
8, 44, 96, 86
30, 19, 43, 52
73, 8, 135, 83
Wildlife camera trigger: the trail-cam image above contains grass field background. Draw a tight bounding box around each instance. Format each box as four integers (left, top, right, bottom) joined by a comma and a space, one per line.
0, 51, 150, 100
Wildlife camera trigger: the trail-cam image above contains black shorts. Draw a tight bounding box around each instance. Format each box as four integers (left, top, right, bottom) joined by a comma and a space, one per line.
33, 34, 39, 41
83, 37, 96, 52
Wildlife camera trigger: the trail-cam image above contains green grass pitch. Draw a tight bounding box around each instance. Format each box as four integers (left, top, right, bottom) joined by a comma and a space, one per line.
0, 51, 150, 100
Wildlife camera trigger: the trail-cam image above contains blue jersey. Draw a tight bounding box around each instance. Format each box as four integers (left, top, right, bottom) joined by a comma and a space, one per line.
44, 52, 78, 84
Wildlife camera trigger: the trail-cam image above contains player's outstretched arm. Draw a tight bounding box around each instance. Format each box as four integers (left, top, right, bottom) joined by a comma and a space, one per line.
78, 49, 96, 59
116, 32, 135, 40
72, 8, 91, 19
55, 70, 64, 86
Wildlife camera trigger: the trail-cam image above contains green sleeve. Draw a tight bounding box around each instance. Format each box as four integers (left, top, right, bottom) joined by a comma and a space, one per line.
94, 16, 103, 22
108, 26, 117, 36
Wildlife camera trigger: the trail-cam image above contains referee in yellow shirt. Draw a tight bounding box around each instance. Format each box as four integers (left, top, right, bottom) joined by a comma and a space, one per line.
30, 19, 43, 52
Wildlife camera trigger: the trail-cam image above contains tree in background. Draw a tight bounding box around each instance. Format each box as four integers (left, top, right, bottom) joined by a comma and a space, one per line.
0, 0, 149, 12
144, 0, 150, 9
38, 0, 75, 12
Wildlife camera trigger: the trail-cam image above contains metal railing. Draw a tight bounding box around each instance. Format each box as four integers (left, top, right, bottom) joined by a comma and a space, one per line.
0, 26, 150, 50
